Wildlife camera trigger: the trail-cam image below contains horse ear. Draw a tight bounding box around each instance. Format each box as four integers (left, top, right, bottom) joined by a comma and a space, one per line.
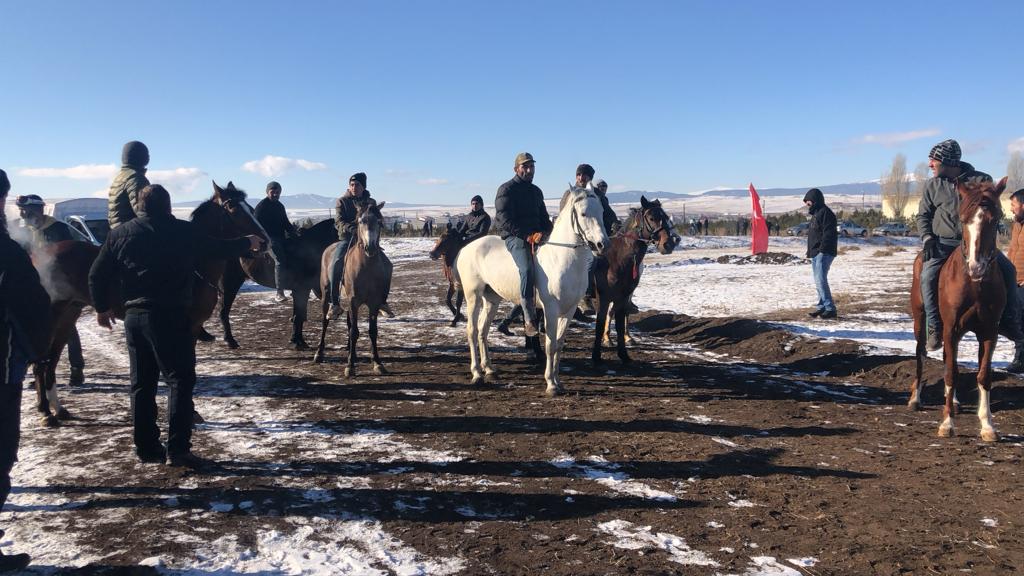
212, 180, 222, 194
226, 181, 236, 191
996, 176, 1008, 196
641, 195, 650, 208
377, 201, 386, 210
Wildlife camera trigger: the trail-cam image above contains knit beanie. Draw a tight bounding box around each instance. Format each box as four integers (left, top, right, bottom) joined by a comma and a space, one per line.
349, 172, 367, 187
122, 140, 150, 168
928, 139, 961, 167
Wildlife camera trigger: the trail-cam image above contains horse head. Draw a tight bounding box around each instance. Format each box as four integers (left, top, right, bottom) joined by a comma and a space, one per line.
958, 176, 1007, 282
565, 182, 608, 256
356, 199, 385, 257
429, 223, 464, 262
211, 180, 269, 246
637, 196, 677, 255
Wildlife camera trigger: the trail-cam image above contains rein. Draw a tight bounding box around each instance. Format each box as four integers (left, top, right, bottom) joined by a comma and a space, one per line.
542, 196, 598, 251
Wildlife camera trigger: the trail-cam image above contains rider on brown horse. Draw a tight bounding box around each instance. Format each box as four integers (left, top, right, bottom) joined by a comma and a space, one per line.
917, 139, 1022, 351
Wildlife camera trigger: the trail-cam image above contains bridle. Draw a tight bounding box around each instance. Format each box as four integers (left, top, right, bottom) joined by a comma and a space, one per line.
547, 192, 602, 251
620, 206, 671, 245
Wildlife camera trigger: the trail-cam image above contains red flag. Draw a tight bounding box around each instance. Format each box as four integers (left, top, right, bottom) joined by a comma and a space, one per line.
748, 183, 769, 255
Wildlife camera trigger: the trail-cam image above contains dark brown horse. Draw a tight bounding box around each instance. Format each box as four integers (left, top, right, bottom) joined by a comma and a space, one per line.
313, 200, 393, 377
908, 177, 1007, 441
429, 223, 466, 327
592, 196, 677, 365
215, 218, 338, 350
29, 181, 266, 426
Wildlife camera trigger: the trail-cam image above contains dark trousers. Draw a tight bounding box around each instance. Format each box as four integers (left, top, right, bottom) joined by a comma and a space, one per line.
1, 349, 28, 516
66, 326, 83, 369
327, 235, 352, 306
1016, 284, 1024, 358
124, 307, 196, 456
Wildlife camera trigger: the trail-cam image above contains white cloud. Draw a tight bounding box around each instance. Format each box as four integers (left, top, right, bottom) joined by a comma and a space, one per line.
417, 178, 450, 186
148, 167, 207, 195
853, 128, 941, 147
19, 164, 117, 179
241, 155, 328, 178
1009, 137, 1024, 155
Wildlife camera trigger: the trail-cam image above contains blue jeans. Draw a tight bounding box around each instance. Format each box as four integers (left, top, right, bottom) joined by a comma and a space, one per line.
811, 253, 836, 312
505, 236, 534, 303
920, 243, 1018, 334
327, 235, 352, 306
268, 236, 288, 291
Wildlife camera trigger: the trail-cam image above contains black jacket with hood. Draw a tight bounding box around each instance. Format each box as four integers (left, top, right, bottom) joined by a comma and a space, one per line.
804, 188, 838, 258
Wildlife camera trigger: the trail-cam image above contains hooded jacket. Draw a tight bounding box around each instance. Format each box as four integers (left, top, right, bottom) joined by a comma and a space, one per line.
804, 188, 838, 258
107, 165, 150, 229
915, 162, 992, 245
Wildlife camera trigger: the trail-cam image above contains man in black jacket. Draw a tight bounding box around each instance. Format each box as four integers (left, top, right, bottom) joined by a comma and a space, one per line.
804, 188, 839, 319
327, 173, 370, 318
455, 195, 491, 243
494, 152, 552, 337
16, 194, 86, 386
0, 169, 52, 572
89, 185, 260, 467
255, 181, 297, 303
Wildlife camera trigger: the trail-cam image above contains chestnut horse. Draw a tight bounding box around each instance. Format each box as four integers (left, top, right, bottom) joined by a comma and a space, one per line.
592, 196, 677, 365
429, 223, 467, 327
29, 181, 267, 426
313, 200, 393, 377
215, 218, 338, 350
908, 177, 1008, 441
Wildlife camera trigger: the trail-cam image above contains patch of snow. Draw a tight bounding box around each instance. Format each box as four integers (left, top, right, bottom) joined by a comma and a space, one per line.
597, 520, 718, 567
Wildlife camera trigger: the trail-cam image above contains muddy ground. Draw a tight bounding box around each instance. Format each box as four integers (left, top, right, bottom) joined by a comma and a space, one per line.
9, 255, 1024, 575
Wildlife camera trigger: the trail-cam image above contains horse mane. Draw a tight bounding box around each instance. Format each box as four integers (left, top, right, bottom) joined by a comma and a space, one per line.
190, 198, 220, 221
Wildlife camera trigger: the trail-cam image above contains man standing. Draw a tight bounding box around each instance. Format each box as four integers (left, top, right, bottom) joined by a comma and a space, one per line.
327, 173, 371, 319
916, 139, 1022, 351
89, 185, 260, 467
455, 195, 491, 243
255, 181, 297, 303
1005, 188, 1024, 373
107, 140, 151, 229
494, 152, 552, 337
804, 188, 838, 319
16, 194, 85, 386
0, 170, 52, 571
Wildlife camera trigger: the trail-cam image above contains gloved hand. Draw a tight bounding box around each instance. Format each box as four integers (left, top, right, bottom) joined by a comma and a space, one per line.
922, 235, 940, 261
527, 232, 544, 245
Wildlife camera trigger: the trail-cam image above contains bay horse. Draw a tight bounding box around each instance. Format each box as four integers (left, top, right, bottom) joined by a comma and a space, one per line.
455, 184, 608, 396
429, 222, 466, 327
29, 181, 267, 426
313, 199, 393, 378
908, 176, 1008, 442
592, 196, 677, 365
215, 218, 338, 350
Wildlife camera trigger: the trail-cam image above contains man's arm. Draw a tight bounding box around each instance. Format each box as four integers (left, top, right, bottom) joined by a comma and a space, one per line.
126, 173, 149, 217
821, 210, 838, 249
1, 249, 52, 360
494, 186, 520, 238
537, 188, 553, 235
88, 240, 116, 314
916, 183, 936, 241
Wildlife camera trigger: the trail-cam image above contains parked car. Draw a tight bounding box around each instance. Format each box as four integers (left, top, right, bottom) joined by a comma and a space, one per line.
871, 222, 911, 236
47, 198, 108, 245
786, 222, 810, 236
837, 220, 866, 237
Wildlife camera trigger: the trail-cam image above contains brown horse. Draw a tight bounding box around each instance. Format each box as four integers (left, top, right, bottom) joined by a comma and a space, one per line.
429, 223, 466, 327
592, 196, 677, 365
216, 218, 338, 350
313, 200, 393, 377
29, 181, 267, 426
908, 177, 1007, 441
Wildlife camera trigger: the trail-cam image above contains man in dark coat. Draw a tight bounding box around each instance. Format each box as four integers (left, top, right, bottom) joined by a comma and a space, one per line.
327, 173, 371, 318
16, 194, 86, 386
0, 169, 52, 571
455, 195, 491, 243
804, 188, 839, 319
89, 185, 260, 468
254, 181, 297, 303
592, 179, 620, 236
107, 140, 151, 229
494, 152, 552, 336
916, 139, 1022, 351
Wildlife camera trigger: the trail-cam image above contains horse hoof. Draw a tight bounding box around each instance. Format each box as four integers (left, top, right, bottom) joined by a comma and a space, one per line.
619, 355, 632, 366
449, 320, 459, 328
193, 411, 205, 425
197, 330, 215, 343
56, 408, 72, 421
981, 429, 999, 442
545, 386, 563, 397
373, 364, 387, 376
226, 339, 240, 350
624, 336, 635, 345
344, 366, 354, 378
937, 426, 954, 438
292, 341, 310, 351
601, 338, 611, 347
907, 400, 921, 412
41, 415, 60, 427
470, 375, 485, 387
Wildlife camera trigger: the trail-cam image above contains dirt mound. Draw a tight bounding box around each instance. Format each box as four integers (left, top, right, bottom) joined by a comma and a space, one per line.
715, 252, 806, 265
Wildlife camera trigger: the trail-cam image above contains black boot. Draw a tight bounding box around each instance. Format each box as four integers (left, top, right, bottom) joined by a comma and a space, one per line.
926, 326, 942, 352
1007, 344, 1024, 374
521, 299, 539, 337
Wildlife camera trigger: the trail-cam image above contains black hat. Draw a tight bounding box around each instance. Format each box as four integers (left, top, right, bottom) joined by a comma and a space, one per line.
122, 140, 150, 168
576, 163, 595, 178
349, 172, 367, 187
928, 139, 961, 167
266, 181, 282, 193
471, 195, 483, 204
15, 194, 45, 208
0, 169, 9, 197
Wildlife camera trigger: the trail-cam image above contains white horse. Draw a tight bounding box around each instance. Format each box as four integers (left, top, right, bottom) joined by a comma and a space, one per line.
455, 184, 609, 395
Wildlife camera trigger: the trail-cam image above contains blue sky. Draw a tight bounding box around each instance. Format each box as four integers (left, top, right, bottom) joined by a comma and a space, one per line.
2, 0, 1022, 205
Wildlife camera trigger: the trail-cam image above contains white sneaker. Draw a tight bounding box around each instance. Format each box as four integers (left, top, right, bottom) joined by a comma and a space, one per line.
274, 293, 289, 303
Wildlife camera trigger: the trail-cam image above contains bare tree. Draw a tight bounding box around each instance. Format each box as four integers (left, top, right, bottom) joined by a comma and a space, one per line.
1008, 151, 1024, 195
881, 154, 911, 220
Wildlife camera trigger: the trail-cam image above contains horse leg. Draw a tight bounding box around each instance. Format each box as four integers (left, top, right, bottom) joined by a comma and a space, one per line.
479, 297, 499, 382
465, 293, 485, 386
938, 333, 959, 437
344, 304, 359, 378
369, 310, 386, 375
456, 289, 465, 324
313, 286, 331, 363
543, 307, 563, 397
623, 314, 634, 344
908, 309, 927, 410
977, 337, 998, 442
220, 269, 245, 349
46, 359, 69, 422
291, 290, 311, 351
614, 303, 631, 365
33, 362, 58, 427
602, 302, 613, 346
592, 297, 611, 366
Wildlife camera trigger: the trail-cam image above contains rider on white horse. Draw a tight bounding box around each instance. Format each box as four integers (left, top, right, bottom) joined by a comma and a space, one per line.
493, 152, 552, 337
